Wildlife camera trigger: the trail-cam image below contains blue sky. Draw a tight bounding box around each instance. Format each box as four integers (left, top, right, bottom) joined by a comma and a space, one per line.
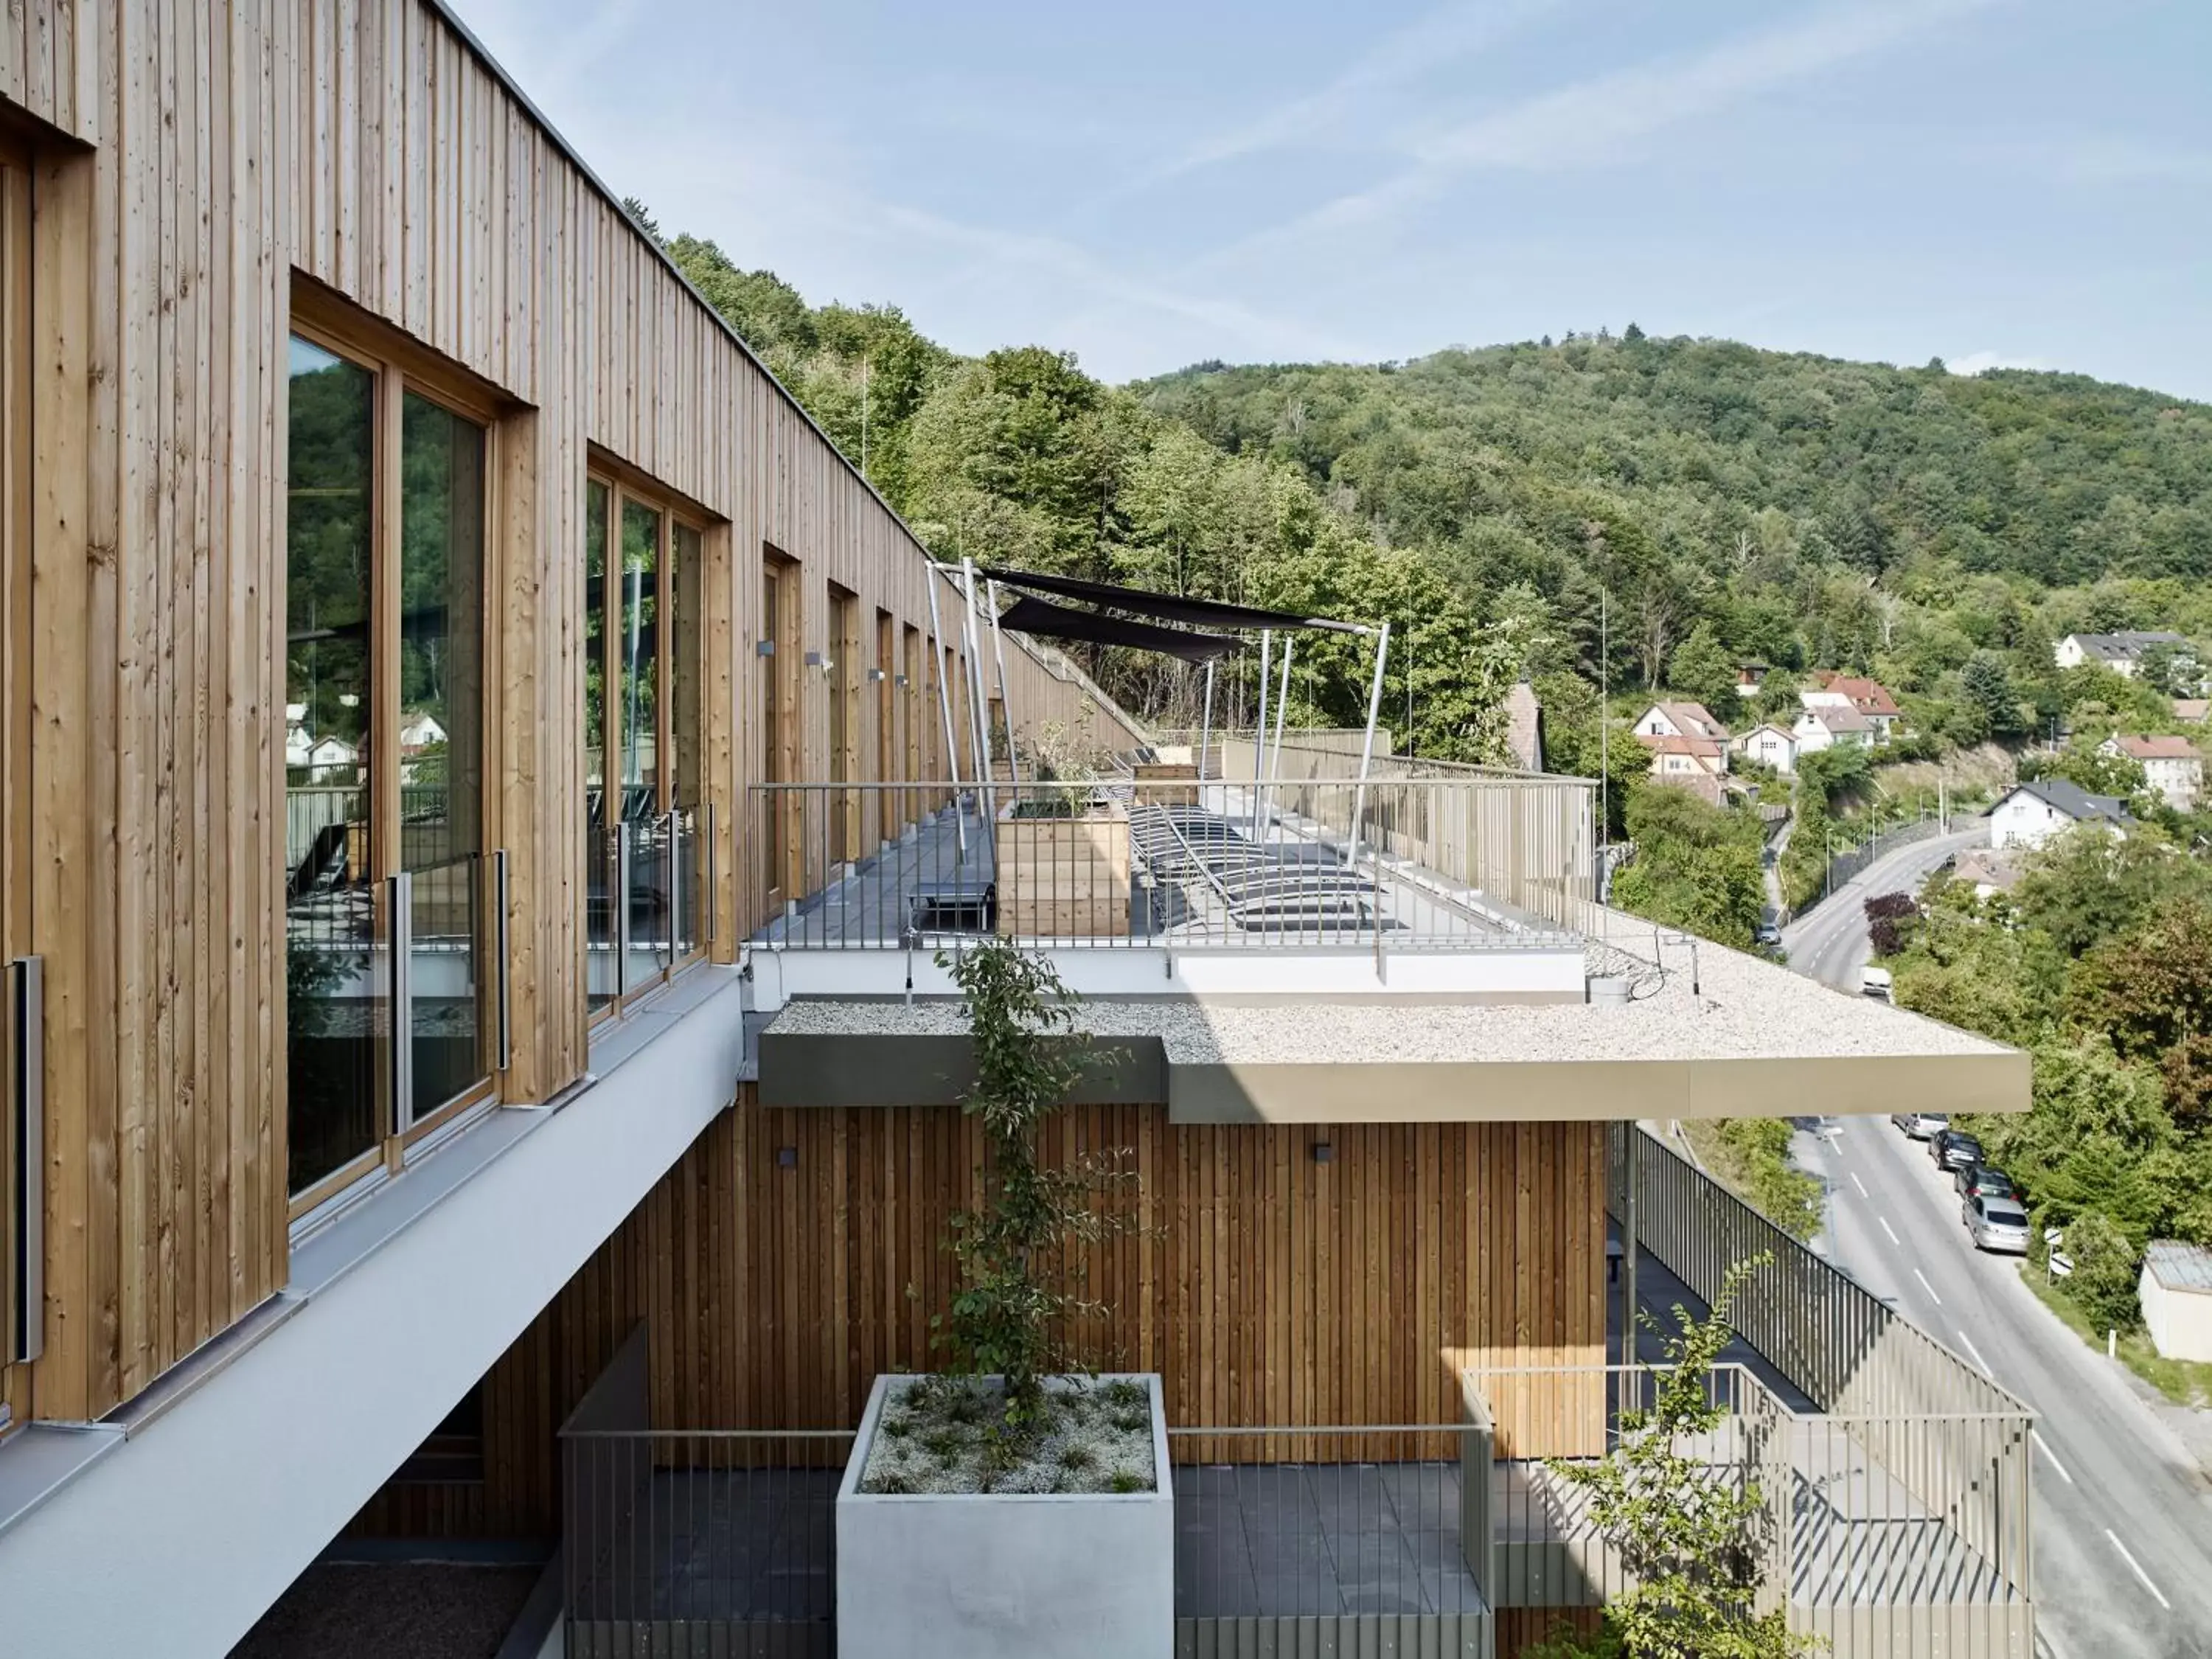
456, 0, 2212, 399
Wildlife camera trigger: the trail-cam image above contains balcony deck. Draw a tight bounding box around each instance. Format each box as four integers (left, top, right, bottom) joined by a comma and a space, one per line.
750, 785, 1557, 955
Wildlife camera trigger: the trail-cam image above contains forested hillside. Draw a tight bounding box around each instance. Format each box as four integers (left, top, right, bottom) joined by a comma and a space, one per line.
640, 206, 2212, 792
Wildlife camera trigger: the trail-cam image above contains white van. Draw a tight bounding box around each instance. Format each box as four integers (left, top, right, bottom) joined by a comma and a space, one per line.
1862, 965, 1893, 1001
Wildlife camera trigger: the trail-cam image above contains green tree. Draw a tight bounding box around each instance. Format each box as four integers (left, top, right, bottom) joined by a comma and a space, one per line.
2062, 1212, 2144, 1333
1961, 652, 2028, 741
933, 940, 1132, 1432
1667, 620, 1742, 715
1544, 1259, 1818, 1659
1609, 784, 1765, 948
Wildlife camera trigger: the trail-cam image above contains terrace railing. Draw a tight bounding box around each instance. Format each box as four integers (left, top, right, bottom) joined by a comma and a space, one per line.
1, 955, 40, 1381
1464, 1363, 2034, 1652
747, 780, 1580, 953
1605, 1124, 2037, 1606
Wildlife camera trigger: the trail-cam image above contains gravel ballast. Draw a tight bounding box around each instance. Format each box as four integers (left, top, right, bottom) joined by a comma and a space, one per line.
858, 1375, 1158, 1496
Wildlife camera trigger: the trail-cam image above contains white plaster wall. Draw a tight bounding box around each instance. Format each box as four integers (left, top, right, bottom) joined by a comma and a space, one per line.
2142, 1274, 2212, 1363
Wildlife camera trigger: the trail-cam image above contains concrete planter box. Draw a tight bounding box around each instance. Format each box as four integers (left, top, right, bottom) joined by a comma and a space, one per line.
993, 799, 1130, 939
836, 1372, 1172, 1659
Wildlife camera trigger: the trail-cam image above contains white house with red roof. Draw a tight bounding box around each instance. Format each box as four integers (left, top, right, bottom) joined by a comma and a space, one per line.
1804, 674, 1902, 742
1792, 703, 1875, 757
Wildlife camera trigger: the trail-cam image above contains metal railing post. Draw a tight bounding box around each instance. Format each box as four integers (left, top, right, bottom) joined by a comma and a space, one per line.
665, 809, 682, 972
614, 824, 633, 1001
388, 871, 415, 1131
491, 851, 511, 1074
704, 801, 718, 945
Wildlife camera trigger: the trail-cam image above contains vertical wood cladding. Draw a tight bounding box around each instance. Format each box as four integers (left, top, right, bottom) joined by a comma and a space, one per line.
352, 1102, 1607, 1538
14, 0, 1143, 1422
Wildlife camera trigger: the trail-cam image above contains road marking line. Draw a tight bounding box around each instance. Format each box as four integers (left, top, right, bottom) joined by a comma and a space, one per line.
1878, 1216, 1900, 1246
1850, 1172, 1868, 1198
2031, 1430, 2073, 1485
1913, 1269, 1943, 1306
2105, 1528, 2171, 1610
1956, 1331, 1994, 1379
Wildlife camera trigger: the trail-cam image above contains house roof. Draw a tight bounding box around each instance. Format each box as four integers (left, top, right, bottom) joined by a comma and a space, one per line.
2111, 734, 2200, 761
2066, 630, 2189, 661
1639, 733, 1727, 759
1952, 847, 2023, 893
2177, 698, 2210, 723
2000, 777, 2130, 824
1733, 723, 1797, 747
1815, 674, 1901, 717
1642, 700, 1731, 740
1799, 704, 1873, 734
2143, 1240, 2212, 1295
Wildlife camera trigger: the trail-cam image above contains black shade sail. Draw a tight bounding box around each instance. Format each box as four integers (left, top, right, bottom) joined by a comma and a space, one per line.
980, 566, 1363, 634
998, 594, 1235, 664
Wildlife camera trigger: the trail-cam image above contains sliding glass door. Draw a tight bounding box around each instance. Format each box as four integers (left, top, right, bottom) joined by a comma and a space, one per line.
284, 327, 493, 1211
583, 475, 704, 1017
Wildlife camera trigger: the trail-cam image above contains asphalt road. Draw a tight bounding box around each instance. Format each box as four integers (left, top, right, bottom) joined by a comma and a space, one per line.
1781, 822, 2212, 1658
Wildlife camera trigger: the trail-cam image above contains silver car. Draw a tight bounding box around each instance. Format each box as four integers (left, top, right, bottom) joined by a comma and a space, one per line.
1892, 1110, 1950, 1139
1964, 1194, 2030, 1254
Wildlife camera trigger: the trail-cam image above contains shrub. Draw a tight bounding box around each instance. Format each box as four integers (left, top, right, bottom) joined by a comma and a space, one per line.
2062, 1211, 2143, 1334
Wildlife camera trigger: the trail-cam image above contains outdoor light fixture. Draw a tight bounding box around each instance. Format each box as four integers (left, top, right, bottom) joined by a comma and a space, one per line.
894, 674, 910, 687
776, 1147, 799, 1169
755, 639, 775, 656
1312, 1141, 1335, 1164
866, 668, 888, 682
804, 650, 827, 668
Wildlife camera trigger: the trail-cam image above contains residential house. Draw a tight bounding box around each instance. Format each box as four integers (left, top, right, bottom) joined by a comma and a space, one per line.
2054, 631, 2191, 678
1951, 846, 2024, 901
1734, 663, 1770, 700
1806, 674, 1902, 742
1990, 779, 2132, 850
0, 10, 2034, 1659
1641, 734, 1730, 803
1792, 703, 1876, 757
1732, 722, 1800, 775
2099, 734, 2203, 811
2174, 698, 2209, 726
1632, 699, 1732, 745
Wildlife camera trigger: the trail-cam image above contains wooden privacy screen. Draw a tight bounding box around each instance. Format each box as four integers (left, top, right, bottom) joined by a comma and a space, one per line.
351, 1098, 1606, 1538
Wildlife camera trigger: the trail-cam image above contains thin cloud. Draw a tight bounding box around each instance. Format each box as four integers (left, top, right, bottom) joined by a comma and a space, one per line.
1201, 0, 2006, 265
1121, 0, 1560, 193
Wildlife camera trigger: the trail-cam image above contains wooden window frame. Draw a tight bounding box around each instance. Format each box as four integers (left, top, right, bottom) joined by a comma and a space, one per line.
759, 546, 801, 922
583, 463, 710, 1023
284, 308, 506, 1220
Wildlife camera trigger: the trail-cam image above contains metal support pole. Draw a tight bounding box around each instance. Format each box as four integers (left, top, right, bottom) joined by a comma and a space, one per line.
1197, 659, 1216, 799
923, 569, 966, 858
987, 579, 1021, 790
1266, 636, 1294, 834
1251, 630, 1272, 842
1346, 622, 1391, 868
613, 825, 633, 998
959, 558, 994, 828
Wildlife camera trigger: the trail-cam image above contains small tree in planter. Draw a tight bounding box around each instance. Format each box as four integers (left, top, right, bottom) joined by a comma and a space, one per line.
858, 936, 1143, 1494
839, 941, 1168, 1659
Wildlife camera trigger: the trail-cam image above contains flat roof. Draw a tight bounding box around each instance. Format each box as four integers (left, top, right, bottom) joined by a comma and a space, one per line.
758, 922, 2025, 1123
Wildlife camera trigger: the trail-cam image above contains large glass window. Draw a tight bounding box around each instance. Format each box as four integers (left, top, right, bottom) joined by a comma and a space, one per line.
284, 330, 493, 1207
584, 476, 704, 1015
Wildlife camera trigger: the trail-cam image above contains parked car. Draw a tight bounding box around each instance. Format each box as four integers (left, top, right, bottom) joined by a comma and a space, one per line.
1963, 1194, 2031, 1254
1862, 965, 1893, 1001
1892, 1110, 1950, 1139
1955, 1164, 2017, 1201
1930, 1130, 1984, 1173
1753, 922, 1782, 947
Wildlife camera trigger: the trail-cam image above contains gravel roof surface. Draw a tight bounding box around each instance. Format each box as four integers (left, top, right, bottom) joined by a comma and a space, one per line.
766, 931, 2008, 1066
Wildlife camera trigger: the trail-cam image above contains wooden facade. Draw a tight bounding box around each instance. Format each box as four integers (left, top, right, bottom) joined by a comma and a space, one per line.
352, 1099, 1607, 1539
0, 0, 1141, 1429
